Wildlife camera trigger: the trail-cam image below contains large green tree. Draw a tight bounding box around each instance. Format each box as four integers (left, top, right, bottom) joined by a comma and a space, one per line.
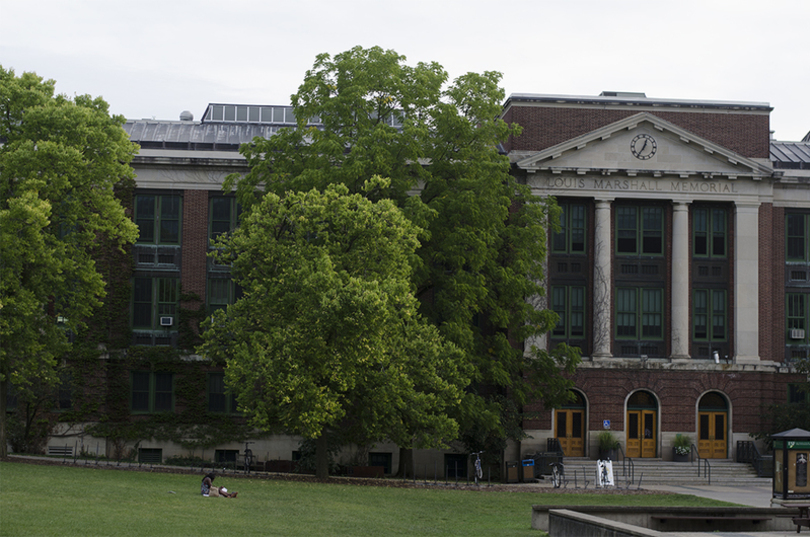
226, 46, 579, 465
0, 67, 138, 456
201, 180, 468, 478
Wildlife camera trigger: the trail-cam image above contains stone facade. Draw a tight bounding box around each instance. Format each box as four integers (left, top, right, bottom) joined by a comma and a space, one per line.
508, 92, 806, 460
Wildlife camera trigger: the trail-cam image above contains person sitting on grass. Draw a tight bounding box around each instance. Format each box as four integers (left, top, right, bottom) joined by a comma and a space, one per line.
201, 472, 238, 498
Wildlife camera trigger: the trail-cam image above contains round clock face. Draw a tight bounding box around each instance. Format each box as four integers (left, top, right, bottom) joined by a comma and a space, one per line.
631, 134, 657, 160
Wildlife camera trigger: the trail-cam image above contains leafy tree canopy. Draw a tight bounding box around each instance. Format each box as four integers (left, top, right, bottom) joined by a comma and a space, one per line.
0, 66, 138, 456
201, 179, 469, 478
224, 46, 580, 456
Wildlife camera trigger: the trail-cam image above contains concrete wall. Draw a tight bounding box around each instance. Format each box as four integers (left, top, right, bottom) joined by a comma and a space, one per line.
536, 505, 798, 533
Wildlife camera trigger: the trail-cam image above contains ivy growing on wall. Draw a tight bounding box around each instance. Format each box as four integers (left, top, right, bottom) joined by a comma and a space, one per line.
8, 177, 255, 456
80, 345, 255, 452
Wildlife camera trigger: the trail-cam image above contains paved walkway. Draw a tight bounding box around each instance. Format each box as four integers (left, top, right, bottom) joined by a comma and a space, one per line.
643, 483, 775, 508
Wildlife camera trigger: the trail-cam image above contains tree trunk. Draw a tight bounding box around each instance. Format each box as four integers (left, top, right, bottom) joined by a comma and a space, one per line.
315, 434, 329, 479
396, 447, 413, 478
0, 378, 7, 457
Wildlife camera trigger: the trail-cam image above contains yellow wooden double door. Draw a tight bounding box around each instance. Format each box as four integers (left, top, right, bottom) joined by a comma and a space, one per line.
555, 409, 585, 457
698, 411, 727, 458
626, 410, 656, 458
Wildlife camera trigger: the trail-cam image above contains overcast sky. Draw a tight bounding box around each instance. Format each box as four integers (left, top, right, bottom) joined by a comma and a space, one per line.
2, 0, 808, 141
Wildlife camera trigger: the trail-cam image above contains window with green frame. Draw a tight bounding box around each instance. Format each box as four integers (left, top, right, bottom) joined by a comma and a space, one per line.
131, 371, 174, 413
788, 383, 810, 404
209, 197, 239, 241
787, 213, 810, 261
616, 288, 663, 339
693, 289, 726, 341
133, 277, 179, 330
787, 293, 809, 343
369, 452, 393, 474
208, 372, 238, 413
552, 203, 586, 254
551, 286, 585, 338
693, 208, 726, 258
208, 278, 241, 314
616, 206, 663, 255
135, 195, 181, 244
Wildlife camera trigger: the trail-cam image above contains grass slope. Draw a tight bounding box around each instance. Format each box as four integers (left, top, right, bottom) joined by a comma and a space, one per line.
0, 461, 734, 536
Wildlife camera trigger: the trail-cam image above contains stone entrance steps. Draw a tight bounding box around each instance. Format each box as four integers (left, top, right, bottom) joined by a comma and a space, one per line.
560, 457, 768, 486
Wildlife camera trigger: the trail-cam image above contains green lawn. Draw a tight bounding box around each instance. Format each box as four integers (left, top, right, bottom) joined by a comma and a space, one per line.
0, 460, 734, 536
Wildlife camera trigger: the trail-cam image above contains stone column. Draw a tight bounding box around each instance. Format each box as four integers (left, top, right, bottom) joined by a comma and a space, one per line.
734, 202, 760, 363
671, 202, 690, 360
593, 199, 613, 358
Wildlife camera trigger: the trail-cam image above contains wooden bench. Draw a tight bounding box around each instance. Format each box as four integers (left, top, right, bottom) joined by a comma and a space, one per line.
792, 503, 810, 533
47, 445, 74, 457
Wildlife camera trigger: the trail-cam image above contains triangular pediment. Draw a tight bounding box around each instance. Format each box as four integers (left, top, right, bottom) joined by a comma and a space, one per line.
516, 113, 773, 181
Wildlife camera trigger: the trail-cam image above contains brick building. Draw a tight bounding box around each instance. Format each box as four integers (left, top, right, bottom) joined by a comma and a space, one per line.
39, 94, 809, 469
506, 92, 809, 460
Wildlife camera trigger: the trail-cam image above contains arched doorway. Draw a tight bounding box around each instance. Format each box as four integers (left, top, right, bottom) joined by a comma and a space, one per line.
698, 392, 728, 458
555, 390, 586, 457
626, 390, 657, 458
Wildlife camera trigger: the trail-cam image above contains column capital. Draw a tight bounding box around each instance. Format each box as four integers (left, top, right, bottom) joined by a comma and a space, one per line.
734, 200, 761, 211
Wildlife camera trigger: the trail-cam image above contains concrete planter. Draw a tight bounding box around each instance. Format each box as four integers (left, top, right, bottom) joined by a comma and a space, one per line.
672, 447, 689, 462
598, 448, 618, 461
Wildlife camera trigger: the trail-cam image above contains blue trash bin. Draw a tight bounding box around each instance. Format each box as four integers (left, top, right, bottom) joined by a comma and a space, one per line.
521, 459, 535, 482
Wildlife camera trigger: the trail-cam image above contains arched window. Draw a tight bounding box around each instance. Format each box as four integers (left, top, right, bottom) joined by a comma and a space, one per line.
698, 391, 728, 411
628, 390, 657, 409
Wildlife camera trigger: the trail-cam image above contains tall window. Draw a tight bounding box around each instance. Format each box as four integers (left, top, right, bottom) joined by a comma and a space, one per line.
693, 208, 726, 258
616, 206, 663, 255
616, 288, 663, 339
208, 278, 241, 314
131, 371, 174, 413
135, 195, 181, 244
787, 214, 810, 262
210, 197, 239, 241
133, 277, 178, 330
552, 203, 586, 254
208, 373, 238, 413
551, 286, 585, 338
787, 293, 809, 344
693, 289, 726, 341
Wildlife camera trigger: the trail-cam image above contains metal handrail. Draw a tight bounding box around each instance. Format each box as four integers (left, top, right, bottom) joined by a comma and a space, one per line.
615, 443, 634, 484
690, 443, 701, 467
737, 440, 774, 477
703, 458, 712, 484
691, 443, 711, 484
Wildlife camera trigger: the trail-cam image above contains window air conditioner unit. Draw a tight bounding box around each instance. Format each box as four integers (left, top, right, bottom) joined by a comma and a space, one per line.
790, 328, 805, 340
159, 316, 174, 327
